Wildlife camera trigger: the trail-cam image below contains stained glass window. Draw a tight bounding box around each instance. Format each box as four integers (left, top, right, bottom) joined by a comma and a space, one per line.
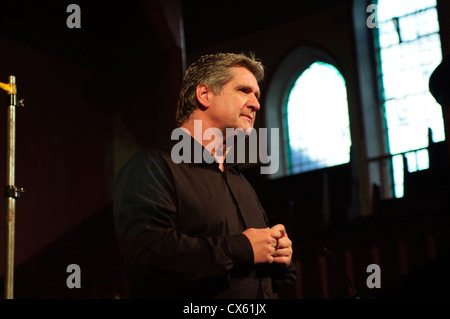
376, 0, 445, 197
286, 62, 352, 174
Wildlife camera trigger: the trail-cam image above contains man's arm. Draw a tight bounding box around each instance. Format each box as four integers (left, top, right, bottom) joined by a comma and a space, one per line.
113, 151, 254, 282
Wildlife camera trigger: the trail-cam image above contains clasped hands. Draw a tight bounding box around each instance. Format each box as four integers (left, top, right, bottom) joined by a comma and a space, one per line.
242, 224, 293, 267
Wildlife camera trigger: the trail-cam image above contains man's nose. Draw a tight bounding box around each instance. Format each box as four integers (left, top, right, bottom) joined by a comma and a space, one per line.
248, 93, 260, 112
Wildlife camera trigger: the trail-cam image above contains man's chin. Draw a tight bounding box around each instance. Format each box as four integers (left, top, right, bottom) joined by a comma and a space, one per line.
235, 126, 253, 133
237, 121, 254, 132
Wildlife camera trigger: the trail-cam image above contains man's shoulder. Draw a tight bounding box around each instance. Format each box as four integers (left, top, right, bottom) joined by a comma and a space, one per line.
126, 146, 173, 168
117, 144, 175, 179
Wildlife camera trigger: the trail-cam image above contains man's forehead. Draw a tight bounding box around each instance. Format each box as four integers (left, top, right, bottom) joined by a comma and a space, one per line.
229, 67, 260, 91
229, 66, 257, 79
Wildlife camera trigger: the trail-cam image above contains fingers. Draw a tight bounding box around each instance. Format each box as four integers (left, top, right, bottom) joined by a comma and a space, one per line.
272, 229, 293, 267
268, 246, 291, 265
243, 225, 292, 265
270, 237, 278, 248
273, 247, 291, 257
269, 224, 285, 239
275, 235, 291, 249
269, 246, 292, 266
242, 228, 280, 264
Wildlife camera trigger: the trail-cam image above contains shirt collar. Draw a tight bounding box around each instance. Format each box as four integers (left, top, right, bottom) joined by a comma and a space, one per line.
171, 128, 241, 174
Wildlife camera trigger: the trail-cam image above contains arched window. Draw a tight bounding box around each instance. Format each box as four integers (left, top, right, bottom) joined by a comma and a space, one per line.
376, 0, 445, 197
285, 61, 352, 174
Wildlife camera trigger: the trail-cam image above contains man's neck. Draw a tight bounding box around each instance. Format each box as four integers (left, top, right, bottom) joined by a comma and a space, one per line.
181, 120, 229, 172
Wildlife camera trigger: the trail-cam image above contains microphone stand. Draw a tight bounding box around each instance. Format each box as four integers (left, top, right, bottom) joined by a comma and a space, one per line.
0, 76, 24, 299
321, 246, 358, 298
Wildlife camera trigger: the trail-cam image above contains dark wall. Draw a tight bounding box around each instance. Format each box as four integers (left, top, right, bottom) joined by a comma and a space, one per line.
0, 0, 182, 297
0, 34, 114, 277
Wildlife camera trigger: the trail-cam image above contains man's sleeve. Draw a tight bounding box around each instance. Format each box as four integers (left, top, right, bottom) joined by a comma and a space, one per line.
113, 151, 254, 282
271, 261, 297, 293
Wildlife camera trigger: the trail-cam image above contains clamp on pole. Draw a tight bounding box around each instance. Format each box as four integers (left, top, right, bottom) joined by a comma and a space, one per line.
5, 186, 24, 199
0, 82, 17, 95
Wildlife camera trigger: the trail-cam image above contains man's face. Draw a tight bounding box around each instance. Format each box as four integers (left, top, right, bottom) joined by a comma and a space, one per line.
208, 66, 261, 131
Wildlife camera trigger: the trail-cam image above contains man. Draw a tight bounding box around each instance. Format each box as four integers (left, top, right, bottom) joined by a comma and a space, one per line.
113, 52, 296, 298
429, 55, 450, 108
429, 55, 450, 215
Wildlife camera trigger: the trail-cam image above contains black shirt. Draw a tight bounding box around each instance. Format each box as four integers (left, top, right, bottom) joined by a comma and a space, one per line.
113, 133, 296, 298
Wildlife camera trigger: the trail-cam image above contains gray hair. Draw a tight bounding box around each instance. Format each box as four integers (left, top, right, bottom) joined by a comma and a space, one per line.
176, 52, 264, 126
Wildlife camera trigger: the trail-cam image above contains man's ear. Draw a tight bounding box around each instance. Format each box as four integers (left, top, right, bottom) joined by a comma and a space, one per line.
196, 84, 211, 109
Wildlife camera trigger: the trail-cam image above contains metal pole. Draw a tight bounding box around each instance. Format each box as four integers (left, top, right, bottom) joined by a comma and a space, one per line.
5, 75, 16, 299
0, 76, 23, 299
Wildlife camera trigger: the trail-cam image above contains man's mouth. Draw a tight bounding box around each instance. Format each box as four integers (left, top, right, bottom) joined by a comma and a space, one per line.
241, 114, 253, 122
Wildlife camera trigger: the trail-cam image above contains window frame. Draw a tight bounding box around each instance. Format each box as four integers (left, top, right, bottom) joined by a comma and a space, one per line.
374, 0, 444, 198
265, 45, 348, 178
285, 61, 352, 175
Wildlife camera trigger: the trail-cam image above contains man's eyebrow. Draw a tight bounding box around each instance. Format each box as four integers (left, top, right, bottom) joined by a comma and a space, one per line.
237, 85, 261, 99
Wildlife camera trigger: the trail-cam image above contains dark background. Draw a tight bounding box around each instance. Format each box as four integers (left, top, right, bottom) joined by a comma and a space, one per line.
0, 0, 449, 299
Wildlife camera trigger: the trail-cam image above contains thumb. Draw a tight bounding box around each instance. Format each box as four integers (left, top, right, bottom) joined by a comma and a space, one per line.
269, 224, 285, 239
